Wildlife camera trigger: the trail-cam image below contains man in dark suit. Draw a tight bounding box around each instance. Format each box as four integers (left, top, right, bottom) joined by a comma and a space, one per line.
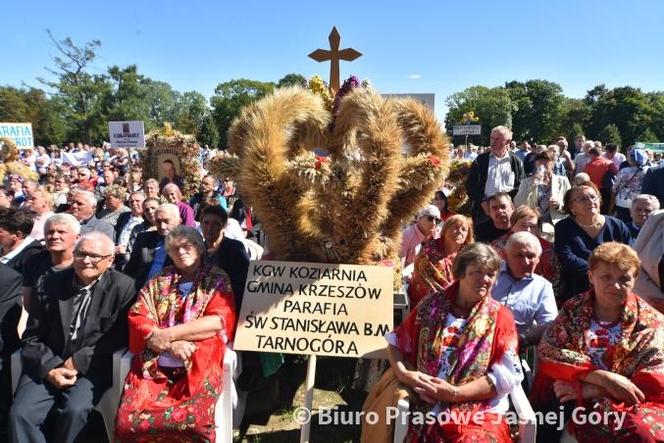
465, 125, 524, 224
200, 205, 250, 310
9, 232, 135, 443
0, 263, 22, 439
0, 207, 44, 275
123, 203, 180, 290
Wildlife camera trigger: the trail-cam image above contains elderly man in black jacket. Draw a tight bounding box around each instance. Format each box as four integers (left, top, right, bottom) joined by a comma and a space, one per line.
0, 263, 21, 440
9, 232, 135, 443
465, 125, 525, 223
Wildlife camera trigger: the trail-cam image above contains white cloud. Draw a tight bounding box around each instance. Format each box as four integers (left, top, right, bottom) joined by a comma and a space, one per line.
408, 74, 422, 80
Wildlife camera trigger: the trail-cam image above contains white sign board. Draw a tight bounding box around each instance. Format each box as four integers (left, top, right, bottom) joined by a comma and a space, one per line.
108, 121, 145, 149
453, 125, 482, 136
234, 260, 393, 358
0, 122, 34, 148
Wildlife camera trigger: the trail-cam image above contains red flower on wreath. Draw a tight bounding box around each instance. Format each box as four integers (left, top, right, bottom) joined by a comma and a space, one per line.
314, 155, 329, 170
427, 154, 441, 167
139, 419, 151, 432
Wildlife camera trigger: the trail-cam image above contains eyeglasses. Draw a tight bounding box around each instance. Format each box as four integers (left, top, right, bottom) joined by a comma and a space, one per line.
572, 194, 599, 203
426, 215, 442, 223
73, 251, 113, 263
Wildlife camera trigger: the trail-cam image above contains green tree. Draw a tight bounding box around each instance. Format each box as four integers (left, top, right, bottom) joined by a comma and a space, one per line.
637, 128, 659, 143
175, 91, 208, 135
558, 98, 590, 141
647, 92, 664, 143
445, 86, 513, 145
505, 80, 564, 143
598, 123, 622, 146
276, 73, 307, 88
106, 65, 150, 124
586, 86, 654, 146
143, 80, 180, 129
39, 30, 112, 143
0, 86, 69, 145
210, 79, 275, 148
198, 114, 220, 148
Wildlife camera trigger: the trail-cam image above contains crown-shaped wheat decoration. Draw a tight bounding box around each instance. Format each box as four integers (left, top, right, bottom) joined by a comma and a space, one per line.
209, 83, 449, 284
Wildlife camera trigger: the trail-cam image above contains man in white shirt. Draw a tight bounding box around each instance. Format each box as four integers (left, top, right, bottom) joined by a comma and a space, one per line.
574, 140, 594, 175
466, 126, 525, 223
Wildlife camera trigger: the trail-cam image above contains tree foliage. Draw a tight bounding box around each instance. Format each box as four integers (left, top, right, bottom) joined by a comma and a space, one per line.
276, 73, 307, 88
210, 79, 275, 148
599, 123, 622, 146
444, 86, 512, 145
637, 128, 659, 143
505, 80, 564, 144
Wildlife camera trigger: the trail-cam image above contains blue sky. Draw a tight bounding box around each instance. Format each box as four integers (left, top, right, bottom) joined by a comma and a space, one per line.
3, 0, 664, 121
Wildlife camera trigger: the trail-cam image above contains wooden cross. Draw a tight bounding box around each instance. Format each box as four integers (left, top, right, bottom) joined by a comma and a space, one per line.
308, 26, 362, 92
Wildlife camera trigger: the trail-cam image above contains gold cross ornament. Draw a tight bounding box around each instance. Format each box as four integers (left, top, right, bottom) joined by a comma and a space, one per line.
308, 27, 362, 92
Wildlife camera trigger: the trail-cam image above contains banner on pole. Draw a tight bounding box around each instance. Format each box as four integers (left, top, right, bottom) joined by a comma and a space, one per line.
234, 260, 393, 358
453, 125, 481, 136
0, 122, 34, 148
108, 121, 145, 149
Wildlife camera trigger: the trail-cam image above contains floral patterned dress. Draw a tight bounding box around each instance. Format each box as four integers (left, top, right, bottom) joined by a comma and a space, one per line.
115, 264, 236, 442
407, 237, 457, 309
391, 282, 521, 442
532, 290, 664, 442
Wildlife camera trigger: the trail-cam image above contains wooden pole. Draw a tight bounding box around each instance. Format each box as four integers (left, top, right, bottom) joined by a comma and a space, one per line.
300, 354, 317, 443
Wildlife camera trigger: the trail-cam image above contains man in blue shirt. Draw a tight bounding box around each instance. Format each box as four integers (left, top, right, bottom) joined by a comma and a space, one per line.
491, 231, 558, 348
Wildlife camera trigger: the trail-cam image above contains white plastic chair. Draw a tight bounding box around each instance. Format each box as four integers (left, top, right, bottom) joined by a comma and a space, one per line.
12, 348, 235, 443
392, 384, 537, 443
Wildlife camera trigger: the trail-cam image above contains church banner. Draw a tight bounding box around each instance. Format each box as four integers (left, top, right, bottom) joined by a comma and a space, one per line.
234, 260, 393, 358
0, 122, 33, 148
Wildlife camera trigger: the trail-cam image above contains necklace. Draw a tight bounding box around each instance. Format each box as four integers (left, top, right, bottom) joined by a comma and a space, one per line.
576, 216, 603, 229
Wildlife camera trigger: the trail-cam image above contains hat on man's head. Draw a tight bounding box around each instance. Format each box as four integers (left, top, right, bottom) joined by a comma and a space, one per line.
418, 205, 441, 220
629, 148, 648, 167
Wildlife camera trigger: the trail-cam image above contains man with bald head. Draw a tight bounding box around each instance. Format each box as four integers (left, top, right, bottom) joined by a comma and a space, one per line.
491, 231, 558, 348
10, 232, 135, 442
123, 203, 181, 289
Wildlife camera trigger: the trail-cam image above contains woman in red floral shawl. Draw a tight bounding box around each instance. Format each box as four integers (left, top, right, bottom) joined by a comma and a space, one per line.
115, 226, 236, 442
389, 243, 522, 442
532, 242, 664, 442
407, 214, 474, 309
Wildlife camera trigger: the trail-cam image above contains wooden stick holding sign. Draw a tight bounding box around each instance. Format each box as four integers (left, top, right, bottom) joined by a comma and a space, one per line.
300, 354, 316, 443
233, 261, 393, 442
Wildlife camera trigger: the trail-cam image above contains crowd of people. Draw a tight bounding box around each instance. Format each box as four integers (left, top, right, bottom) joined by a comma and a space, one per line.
0, 141, 258, 442
0, 126, 663, 442
387, 126, 664, 442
